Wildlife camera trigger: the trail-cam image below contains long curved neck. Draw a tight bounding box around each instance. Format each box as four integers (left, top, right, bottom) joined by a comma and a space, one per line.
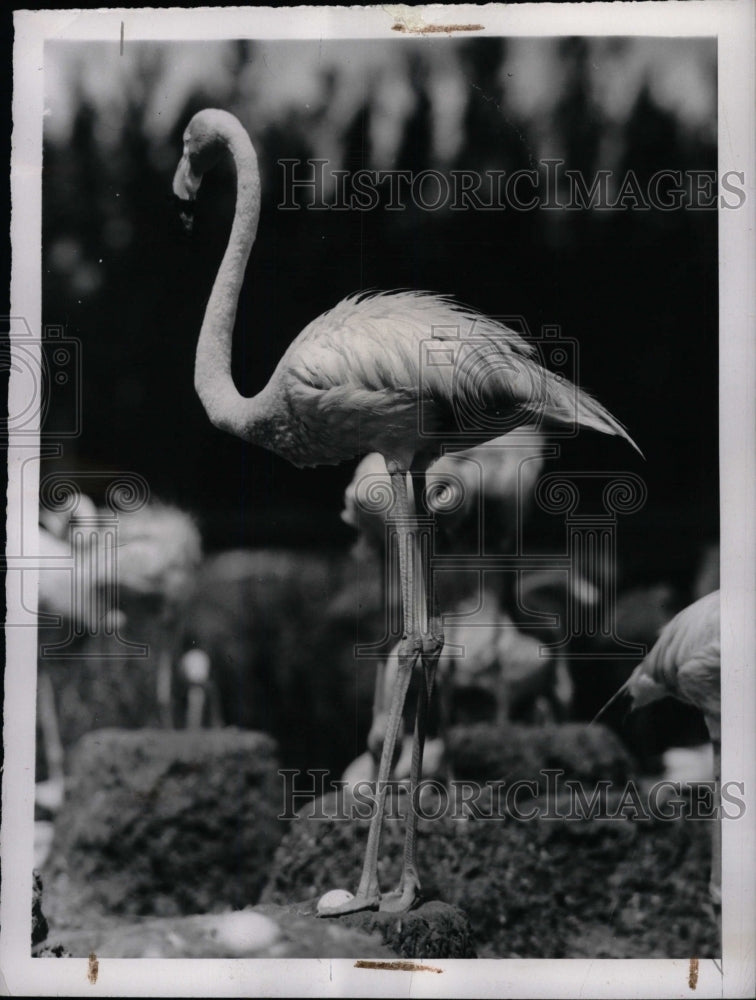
194, 121, 263, 438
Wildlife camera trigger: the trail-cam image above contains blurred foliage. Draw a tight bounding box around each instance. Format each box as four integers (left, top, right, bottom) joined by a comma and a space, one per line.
42, 37, 717, 586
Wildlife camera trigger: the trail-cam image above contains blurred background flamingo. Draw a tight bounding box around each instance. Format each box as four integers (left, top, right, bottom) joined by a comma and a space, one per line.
622, 589, 721, 904
36, 494, 202, 823
341, 433, 605, 790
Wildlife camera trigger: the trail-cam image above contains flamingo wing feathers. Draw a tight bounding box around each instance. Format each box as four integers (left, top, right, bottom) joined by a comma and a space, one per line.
268, 291, 637, 466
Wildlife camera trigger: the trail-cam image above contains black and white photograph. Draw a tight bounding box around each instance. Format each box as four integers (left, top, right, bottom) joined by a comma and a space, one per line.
3, 4, 755, 997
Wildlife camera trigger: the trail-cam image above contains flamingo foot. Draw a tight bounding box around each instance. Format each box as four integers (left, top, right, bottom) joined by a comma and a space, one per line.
378, 875, 421, 913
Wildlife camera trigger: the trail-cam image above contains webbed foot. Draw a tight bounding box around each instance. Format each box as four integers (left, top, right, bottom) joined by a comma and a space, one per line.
378, 877, 421, 913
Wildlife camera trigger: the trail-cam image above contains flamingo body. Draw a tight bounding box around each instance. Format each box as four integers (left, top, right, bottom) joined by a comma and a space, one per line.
216, 288, 637, 471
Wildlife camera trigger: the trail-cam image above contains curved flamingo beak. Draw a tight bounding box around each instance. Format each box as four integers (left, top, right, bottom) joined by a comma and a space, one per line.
173, 154, 203, 233
173, 152, 203, 199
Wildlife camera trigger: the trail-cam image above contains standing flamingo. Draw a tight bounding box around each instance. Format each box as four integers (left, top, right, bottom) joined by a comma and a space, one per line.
174, 108, 640, 915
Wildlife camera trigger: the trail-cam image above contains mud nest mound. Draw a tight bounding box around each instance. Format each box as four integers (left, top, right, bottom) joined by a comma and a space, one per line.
447, 721, 636, 786
261, 723, 720, 958
318, 900, 476, 959
43, 728, 286, 928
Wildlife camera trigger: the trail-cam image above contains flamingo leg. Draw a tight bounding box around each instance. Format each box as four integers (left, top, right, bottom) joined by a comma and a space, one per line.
380, 469, 444, 913
157, 614, 182, 729
319, 468, 422, 916
373, 658, 388, 718
157, 646, 174, 729
366, 656, 389, 775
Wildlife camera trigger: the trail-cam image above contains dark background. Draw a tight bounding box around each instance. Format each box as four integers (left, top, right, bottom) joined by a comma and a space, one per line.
40, 36, 718, 590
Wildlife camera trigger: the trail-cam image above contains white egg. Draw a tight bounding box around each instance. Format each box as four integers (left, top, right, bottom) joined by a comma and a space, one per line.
316, 889, 354, 914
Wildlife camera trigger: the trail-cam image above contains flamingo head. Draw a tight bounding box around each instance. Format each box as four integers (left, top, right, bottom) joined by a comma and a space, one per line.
173, 109, 236, 230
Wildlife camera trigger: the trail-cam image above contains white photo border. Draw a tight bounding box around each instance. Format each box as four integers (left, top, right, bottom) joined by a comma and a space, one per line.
4, 4, 755, 997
